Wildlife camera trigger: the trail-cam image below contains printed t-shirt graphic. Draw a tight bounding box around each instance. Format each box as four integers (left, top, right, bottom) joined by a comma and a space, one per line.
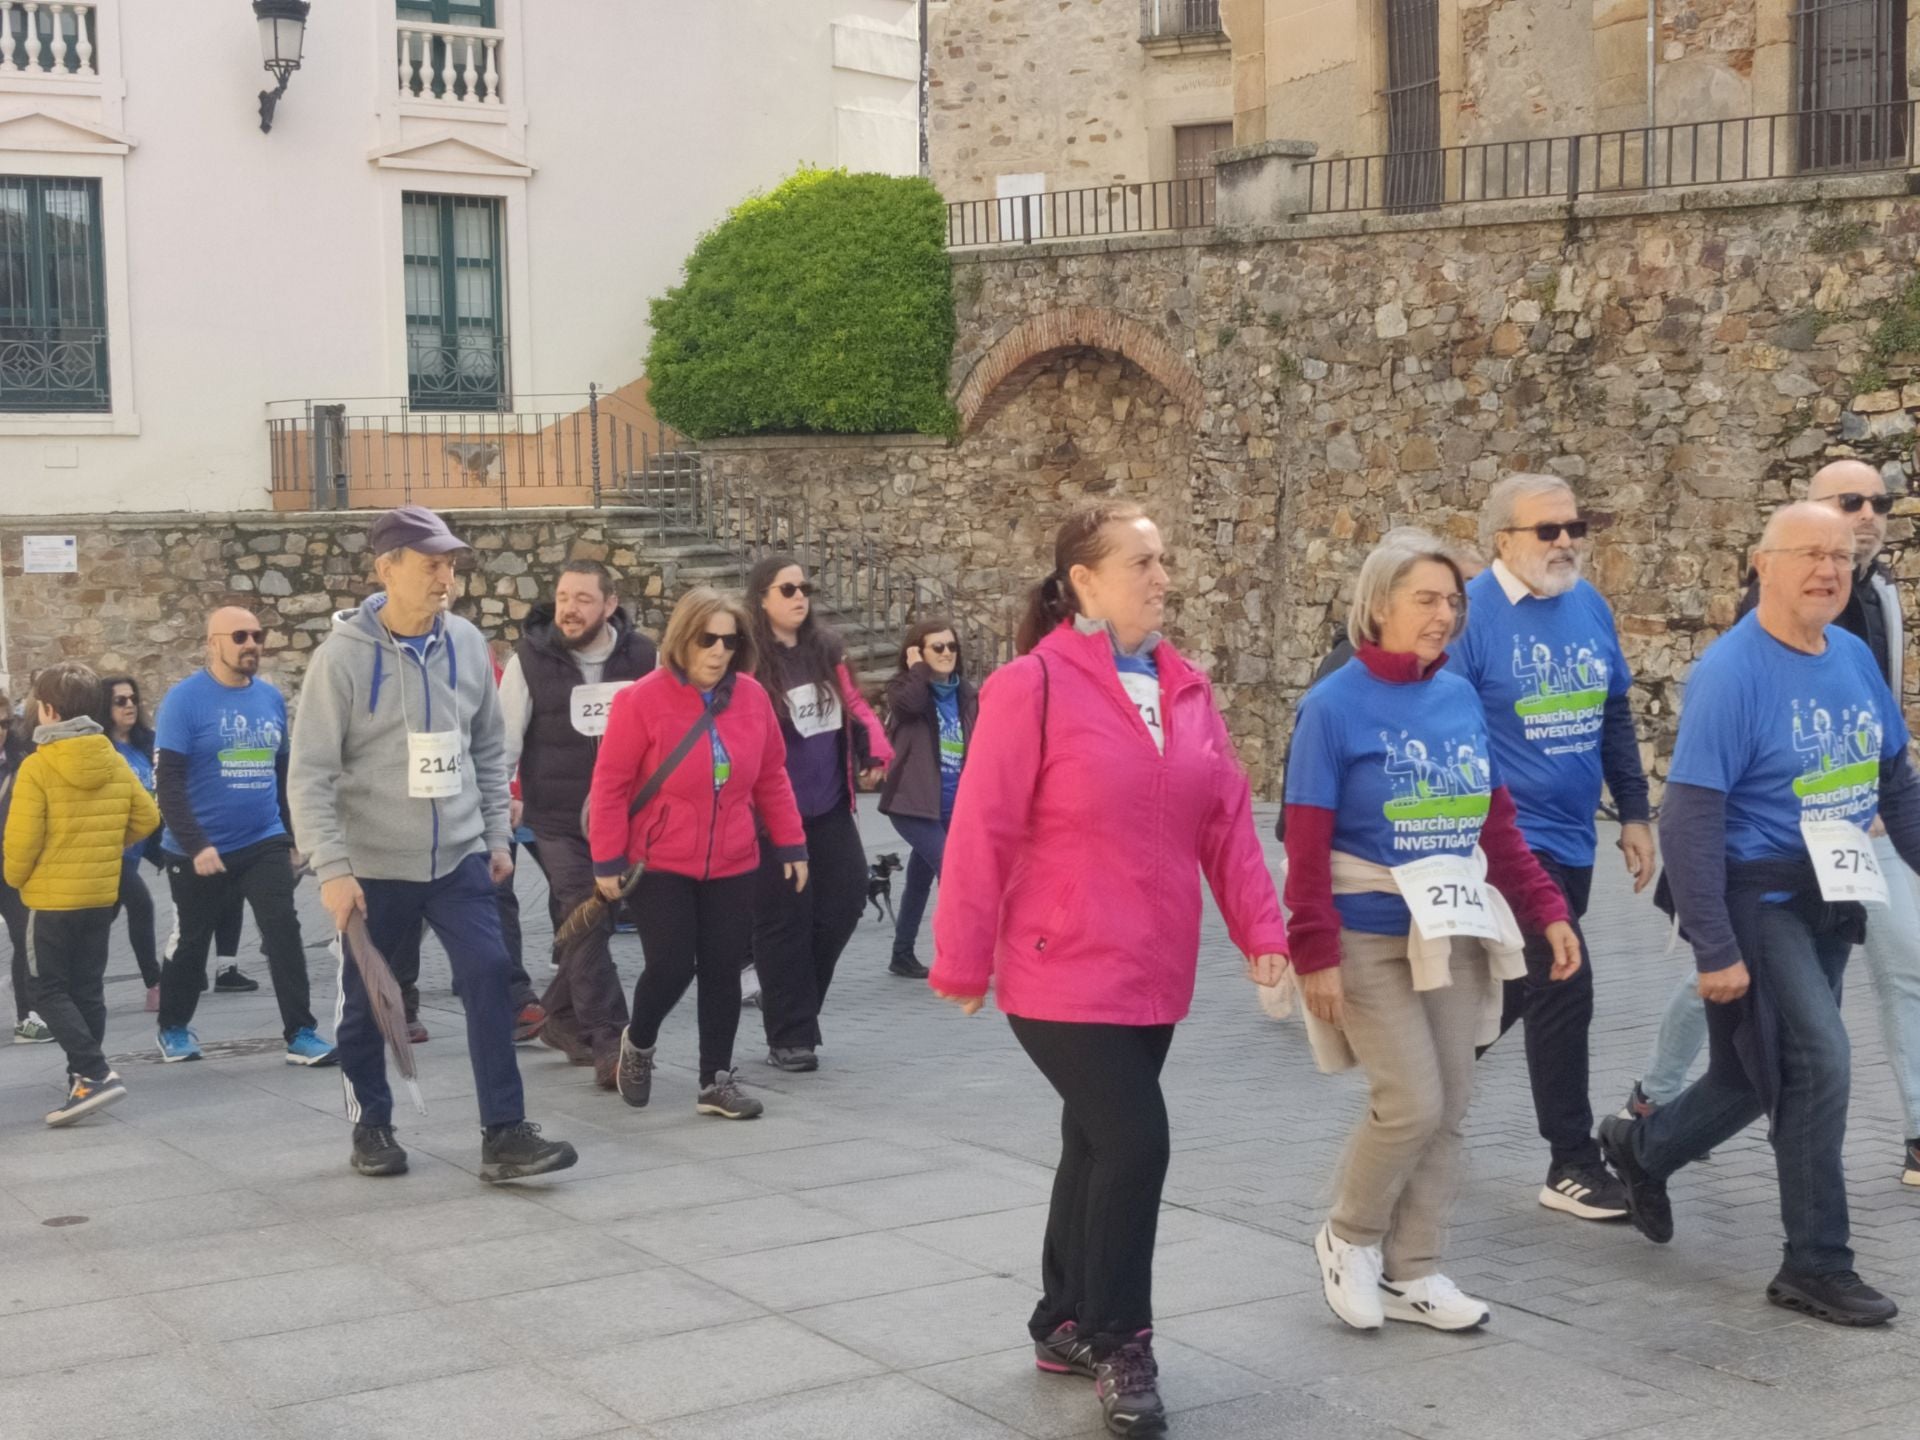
1285, 660, 1500, 934
1667, 614, 1908, 864
1452, 570, 1633, 866
154, 670, 289, 855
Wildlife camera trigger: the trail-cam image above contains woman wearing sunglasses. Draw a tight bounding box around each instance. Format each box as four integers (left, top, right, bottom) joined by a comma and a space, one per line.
589, 587, 807, 1120
878, 618, 977, 978
745, 555, 893, 1073
98, 675, 163, 1009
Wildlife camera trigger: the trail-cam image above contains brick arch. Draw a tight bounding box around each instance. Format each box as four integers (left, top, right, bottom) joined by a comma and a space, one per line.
954, 307, 1204, 434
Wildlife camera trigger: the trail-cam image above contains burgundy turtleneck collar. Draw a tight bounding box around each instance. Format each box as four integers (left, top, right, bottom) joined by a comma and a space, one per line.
1357, 641, 1449, 683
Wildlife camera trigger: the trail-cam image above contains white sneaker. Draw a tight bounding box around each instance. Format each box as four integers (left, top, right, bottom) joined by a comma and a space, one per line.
1378, 1273, 1490, 1331
1315, 1222, 1384, 1330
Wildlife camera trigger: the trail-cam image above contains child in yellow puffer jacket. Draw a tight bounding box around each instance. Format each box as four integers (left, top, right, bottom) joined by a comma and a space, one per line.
3, 662, 159, 1126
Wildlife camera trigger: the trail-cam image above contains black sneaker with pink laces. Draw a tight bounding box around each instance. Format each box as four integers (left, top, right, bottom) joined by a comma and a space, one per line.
1092, 1332, 1166, 1437
1033, 1320, 1096, 1378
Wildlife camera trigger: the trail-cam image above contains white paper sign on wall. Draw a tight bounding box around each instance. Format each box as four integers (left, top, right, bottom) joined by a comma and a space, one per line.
22, 536, 77, 574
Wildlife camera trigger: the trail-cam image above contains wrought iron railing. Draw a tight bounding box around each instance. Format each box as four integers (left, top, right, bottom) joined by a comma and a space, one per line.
0, 324, 110, 412
946, 177, 1215, 247
1139, 0, 1223, 39
406, 333, 510, 412
1305, 101, 1919, 215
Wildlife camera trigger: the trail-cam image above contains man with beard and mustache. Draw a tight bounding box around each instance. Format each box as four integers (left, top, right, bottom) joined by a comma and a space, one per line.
497, 560, 657, 1090
153, 606, 335, 1067
1451, 474, 1653, 1222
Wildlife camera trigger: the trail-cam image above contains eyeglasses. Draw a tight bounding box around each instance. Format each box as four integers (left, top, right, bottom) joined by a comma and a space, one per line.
111, 695, 137, 708
1409, 590, 1467, 615
926, 641, 957, 656
219, 630, 266, 646
1823, 492, 1896, 516
1760, 546, 1854, 568
774, 582, 814, 600
1500, 521, 1589, 543
696, 631, 742, 652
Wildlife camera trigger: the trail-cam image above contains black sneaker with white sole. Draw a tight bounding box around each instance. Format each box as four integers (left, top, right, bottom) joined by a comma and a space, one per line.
1597, 1115, 1673, 1244
696, 1070, 764, 1119
1766, 1267, 1898, 1327
1539, 1161, 1629, 1220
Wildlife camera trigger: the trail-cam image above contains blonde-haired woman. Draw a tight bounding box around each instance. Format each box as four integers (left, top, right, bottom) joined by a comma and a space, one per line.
588, 588, 808, 1120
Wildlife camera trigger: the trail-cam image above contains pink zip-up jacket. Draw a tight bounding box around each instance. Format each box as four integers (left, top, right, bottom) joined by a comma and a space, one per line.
930, 623, 1288, 1025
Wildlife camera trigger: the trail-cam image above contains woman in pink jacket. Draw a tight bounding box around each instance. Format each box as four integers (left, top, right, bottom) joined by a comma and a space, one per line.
745, 554, 894, 1073
931, 501, 1288, 1440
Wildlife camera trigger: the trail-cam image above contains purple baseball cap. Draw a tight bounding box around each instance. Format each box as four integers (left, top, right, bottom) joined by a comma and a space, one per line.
368, 504, 469, 556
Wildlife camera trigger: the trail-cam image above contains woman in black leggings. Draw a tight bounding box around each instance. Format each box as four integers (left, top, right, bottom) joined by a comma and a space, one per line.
99, 675, 163, 1009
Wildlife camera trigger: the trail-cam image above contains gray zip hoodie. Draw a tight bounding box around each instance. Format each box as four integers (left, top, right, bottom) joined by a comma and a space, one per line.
288, 596, 510, 884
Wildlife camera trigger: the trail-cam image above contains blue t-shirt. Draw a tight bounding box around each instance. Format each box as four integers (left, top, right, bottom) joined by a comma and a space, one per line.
392, 630, 433, 663
113, 738, 155, 859
1669, 613, 1908, 864
1285, 659, 1503, 934
1451, 571, 1632, 867
154, 670, 289, 855
933, 679, 964, 816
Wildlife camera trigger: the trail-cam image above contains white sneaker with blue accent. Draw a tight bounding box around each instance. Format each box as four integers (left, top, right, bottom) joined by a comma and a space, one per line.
285, 1027, 338, 1067
1379, 1273, 1491, 1331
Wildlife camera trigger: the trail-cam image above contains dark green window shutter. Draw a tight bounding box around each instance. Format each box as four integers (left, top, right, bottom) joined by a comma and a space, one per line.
403, 191, 506, 412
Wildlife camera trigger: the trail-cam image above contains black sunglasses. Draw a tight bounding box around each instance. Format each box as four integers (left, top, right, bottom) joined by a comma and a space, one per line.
1501, 521, 1589, 543
111, 694, 138, 707
774, 582, 814, 599
696, 631, 742, 652
925, 641, 957, 656
1827, 492, 1897, 516
221, 629, 267, 645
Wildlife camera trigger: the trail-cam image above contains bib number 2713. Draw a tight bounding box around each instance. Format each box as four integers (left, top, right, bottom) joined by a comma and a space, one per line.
1801, 820, 1890, 906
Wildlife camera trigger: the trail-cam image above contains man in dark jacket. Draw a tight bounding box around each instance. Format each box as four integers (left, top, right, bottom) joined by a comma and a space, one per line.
497, 560, 657, 1089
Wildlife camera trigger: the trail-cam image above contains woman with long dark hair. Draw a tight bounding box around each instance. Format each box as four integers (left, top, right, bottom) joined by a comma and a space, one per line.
745, 554, 892, 1072
878, 617, 976, 978
930, 501, 1288, 1439
99, 674, 164, 1010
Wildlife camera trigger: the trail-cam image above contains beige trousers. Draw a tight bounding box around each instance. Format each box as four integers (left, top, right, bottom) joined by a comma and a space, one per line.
1327, 928, 1490, 1281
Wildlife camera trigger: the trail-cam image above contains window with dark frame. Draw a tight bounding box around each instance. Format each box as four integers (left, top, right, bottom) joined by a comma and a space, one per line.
1383, 0, 1442, 213
0, 176, 110, 414
402, 192, 507, 413
1793, 0, 1909, 171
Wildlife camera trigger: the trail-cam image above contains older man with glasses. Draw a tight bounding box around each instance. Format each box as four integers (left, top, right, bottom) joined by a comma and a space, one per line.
153, 606, 335, 1067
1452, 475, 1652, 1223
1602, 502, 1920, 1325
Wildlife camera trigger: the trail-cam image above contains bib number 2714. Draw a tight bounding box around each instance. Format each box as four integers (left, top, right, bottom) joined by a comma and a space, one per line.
1390, 854, 1502, 941
1801, 820, 1890, 906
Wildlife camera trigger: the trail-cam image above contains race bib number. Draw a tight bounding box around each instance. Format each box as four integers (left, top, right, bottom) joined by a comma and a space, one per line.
1801, 820, 1890, 906
569, 681, 633, 737
1391, 854, 1502, 941
407, 729, 465, 799
1117, 670, 1164, 753
785, 684, 842, 740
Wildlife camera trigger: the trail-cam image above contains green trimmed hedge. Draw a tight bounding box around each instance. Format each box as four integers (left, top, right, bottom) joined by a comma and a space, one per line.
645, 169, 958, 439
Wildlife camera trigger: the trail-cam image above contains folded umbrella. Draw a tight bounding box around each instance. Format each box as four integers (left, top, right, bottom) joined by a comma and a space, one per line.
552, 863, 644, 954
343, 912, 426, 1115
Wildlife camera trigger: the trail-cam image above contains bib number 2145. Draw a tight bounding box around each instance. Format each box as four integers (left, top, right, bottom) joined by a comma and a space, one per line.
407, 730, 466, 799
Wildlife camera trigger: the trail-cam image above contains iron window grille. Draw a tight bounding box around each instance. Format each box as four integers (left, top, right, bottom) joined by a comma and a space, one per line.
0, 175, 110, 413
402, 191, 508, 412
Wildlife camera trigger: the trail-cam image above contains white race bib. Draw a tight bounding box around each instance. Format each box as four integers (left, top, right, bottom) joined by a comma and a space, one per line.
785, 683, 842, 740
407, 729, 466, 799
1801, 820, 1890, 906
569, 681, 633, 737
1117, 670, 1164, 753
1391, 854, 1502, 941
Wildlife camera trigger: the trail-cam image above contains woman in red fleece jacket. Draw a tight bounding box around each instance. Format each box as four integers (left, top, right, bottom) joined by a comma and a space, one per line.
590, 588, 806, 1122
931, 501, 1288, 1440
1283, 530, 1578, 1337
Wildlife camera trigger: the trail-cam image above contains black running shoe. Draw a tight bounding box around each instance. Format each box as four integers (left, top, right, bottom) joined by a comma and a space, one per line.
1597, 1115, 1672, 1244
1766, 1267, 1898, 1327
764, 1046, 818, 1072
213, 965, 259, 993
479, 1121, 578, 1183
1034, 1320, 1097, 1378
1539, 1161, 1629, 1221
889, 957, 930, 979
350, 1124, 409, 1177
1093, 1334, 1166, 1438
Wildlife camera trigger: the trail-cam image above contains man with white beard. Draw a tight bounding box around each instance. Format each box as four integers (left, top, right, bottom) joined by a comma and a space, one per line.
1452, 474, 1655, 1222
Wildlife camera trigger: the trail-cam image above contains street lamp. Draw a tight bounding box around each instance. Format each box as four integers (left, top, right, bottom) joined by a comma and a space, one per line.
254, 0, 310, 133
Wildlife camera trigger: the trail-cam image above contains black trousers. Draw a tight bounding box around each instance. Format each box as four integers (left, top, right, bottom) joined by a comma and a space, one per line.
114, 855, 159, 987
753, 806, 867, 1051
536, 827, 629, 1060
26, 907, 114, 1080
1490, 854, 1598, 1170
2, 879, 28, 1024
1009, 1016, 1175, 1355
628, 868, 757, 1085
158, 839, 315, 1041
169, 888, 243, 963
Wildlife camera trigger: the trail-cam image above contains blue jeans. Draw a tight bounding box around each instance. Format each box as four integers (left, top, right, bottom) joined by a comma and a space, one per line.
1632, 904, 1854, 1275
1642, 835, 1920, 1136
337, 852, 525, 1130
888, 812, 949, 965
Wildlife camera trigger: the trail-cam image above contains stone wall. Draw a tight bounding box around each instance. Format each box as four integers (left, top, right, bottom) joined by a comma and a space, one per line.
0, 511, 676, 712
709, 175, 1920, 798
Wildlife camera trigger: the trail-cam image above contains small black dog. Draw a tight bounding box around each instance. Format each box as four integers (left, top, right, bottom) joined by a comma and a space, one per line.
866, 852, 903, 923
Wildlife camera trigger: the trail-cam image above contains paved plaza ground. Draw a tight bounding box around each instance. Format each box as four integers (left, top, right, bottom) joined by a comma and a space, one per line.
5, 810, 1920, 1439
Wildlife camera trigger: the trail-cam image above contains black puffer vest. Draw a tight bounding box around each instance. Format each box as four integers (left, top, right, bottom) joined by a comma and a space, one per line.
515, 606, 657, 836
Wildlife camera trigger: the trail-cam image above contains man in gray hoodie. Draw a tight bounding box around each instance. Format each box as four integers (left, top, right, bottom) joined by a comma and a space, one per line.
289, 505, 577, 1183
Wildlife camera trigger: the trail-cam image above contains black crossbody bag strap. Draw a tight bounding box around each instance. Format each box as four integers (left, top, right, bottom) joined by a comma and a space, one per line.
628, 711, 717, 818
